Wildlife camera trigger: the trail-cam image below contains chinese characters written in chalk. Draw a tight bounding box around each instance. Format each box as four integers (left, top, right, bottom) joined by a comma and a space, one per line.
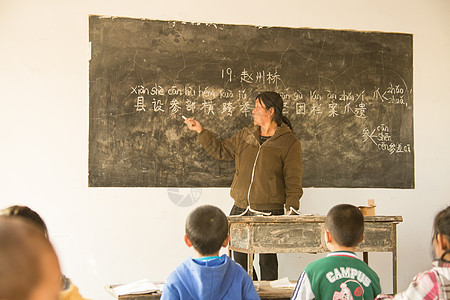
129, 82, 410, 119
373, 83, 409, 107
131, 85, 148, 111
221, 68, 282, 87
362, 124, 412, 155
130, 84, 254, 117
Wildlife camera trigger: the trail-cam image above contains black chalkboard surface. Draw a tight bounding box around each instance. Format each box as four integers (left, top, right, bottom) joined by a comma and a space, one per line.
89, 15, 414, 188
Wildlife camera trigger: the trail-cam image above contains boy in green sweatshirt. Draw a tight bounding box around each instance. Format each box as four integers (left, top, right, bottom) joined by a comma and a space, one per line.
291, 204, 381, 300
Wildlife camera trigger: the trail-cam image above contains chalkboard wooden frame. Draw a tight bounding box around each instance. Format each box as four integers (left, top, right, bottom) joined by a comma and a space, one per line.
89, 15, 414, 188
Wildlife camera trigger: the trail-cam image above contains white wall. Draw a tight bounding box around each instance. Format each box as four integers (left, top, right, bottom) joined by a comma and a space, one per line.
1, 0, 449, 299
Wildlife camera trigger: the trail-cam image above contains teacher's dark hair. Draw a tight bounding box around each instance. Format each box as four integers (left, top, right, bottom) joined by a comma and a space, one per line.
256, 91, 293, 132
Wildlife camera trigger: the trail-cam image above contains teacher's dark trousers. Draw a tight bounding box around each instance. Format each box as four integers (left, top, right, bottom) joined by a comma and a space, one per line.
229, 205, 284, 281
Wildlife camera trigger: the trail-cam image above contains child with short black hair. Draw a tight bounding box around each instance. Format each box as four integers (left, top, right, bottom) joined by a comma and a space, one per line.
291, 204, 381, 300
161, 205, 259, 300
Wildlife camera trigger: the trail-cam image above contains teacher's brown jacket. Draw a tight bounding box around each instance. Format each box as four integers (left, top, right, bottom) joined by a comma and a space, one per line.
198, 123, 303, 211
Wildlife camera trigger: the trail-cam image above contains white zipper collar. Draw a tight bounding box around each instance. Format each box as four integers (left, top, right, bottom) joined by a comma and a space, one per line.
239, 135, 271, 216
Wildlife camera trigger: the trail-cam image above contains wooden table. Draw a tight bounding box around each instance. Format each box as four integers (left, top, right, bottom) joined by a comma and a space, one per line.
111, 281, 294, 299
227, 215, 403, 293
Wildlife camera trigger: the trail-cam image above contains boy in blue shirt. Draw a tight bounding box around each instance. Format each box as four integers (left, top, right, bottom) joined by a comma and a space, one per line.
161, 205, 260, 300
291, 204, 381, 300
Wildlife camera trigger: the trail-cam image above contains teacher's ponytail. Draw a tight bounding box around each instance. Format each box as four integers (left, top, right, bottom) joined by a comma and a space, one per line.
281, 115, 294, 132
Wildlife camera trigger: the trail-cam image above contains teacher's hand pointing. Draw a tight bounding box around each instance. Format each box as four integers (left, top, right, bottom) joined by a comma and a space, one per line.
184, 118, 203, 134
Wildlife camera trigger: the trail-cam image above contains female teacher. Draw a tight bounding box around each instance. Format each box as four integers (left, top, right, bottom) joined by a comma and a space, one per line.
184, 91, 303, 280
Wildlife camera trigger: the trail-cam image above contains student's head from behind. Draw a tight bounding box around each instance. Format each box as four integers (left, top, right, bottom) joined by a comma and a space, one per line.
0, 218, 61, 300
184, 205, 229, 256
432, 205, 450, 261
0, 205, 48, 238
325, 204, 364, 249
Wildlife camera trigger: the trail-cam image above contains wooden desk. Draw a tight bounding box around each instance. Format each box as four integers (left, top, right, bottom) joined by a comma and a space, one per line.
227, 215, 403, 293
256, 281, 294, 299
118, 294, 160, 300
112, 281, 294, 299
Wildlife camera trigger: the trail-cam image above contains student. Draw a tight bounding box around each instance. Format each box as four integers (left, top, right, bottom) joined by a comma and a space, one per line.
161, 205, 260, 300
0, 205, 88, 300
291, 204, 381, 300
376, 205, 450, 299
0, 217, 61, 300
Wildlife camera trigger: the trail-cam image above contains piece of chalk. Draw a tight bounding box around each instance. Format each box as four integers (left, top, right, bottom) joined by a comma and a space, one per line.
182, 115, 187, 120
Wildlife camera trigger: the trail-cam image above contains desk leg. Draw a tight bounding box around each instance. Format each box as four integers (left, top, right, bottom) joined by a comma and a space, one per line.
248, 252, 254, 279
393, 226, 398, 294
363, 252, 368, 265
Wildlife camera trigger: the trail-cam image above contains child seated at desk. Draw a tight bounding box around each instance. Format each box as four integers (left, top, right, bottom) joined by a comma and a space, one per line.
161, 205, 259, 300
376, 205, 450, 299
291, 204, 381, 300
0, 205, 88, 300
0, 217, 61, 300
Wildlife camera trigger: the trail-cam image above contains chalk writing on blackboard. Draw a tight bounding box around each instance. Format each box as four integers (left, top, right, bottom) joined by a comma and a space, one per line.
88, 15, 414, 188
363, 124, 412, 155
128, 82, 411, 123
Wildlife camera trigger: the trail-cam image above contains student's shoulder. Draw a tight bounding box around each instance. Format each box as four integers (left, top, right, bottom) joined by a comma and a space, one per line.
163, 261, 191, 297
363, 263, 381, 281
164, 269, 180, 287
225, 259, 259, 299
166, 258, 192, 281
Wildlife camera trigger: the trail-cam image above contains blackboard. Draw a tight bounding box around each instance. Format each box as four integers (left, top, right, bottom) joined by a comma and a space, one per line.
89, 15, 414, 188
